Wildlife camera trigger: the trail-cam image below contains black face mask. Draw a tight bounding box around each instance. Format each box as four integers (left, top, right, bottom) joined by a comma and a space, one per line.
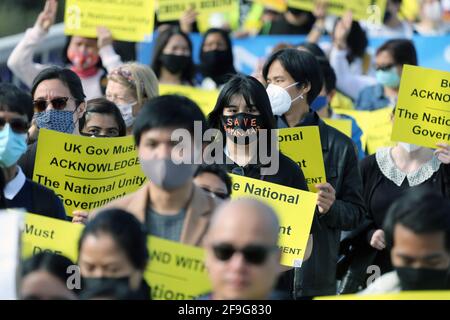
397, 267, 450, 291
221, 112, 263, 145
159, 54, 190, 75
81, 276, 130, 292
200, 50, 232, 76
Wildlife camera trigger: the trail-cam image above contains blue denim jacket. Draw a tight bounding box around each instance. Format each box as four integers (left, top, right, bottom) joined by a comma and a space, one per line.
355, 84, 391, 111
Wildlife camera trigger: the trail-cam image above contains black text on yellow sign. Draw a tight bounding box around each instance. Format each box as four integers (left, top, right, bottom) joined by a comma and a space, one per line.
391, 65, 450, 148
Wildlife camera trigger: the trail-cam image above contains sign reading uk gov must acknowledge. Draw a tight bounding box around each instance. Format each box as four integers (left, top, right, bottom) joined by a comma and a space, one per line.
391, 65, 450, 148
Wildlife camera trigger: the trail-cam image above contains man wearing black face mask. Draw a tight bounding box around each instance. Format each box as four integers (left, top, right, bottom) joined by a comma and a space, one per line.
361, 189, 450, 294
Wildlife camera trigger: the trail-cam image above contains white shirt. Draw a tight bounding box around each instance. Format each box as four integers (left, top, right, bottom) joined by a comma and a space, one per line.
4, 166, 26, 200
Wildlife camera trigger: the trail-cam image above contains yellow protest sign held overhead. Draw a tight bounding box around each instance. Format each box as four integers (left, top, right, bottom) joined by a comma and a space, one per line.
64, 0, 155, 42
21, 213, 212, 300
22, 213, 83, 262
250, 0, 287, 12
391, 65, 450, 149
33, 129, 147, 216
157, 0, 237, 22
287, 0, 387, 23
230, 174, 318, 267
159, 84, 219, 116
146, 236, 211, 300
324, 118, 352, 138
315, 291, 450, 300
277, 126, 326, 192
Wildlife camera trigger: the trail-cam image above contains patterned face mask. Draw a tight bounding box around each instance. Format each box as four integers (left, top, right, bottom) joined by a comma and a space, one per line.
34, 109, 75, 133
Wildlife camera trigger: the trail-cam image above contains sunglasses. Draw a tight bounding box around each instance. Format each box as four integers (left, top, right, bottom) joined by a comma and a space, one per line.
200, 187, 229, 200
376, 63, 396, 72
33, 97, 70, 112
212, 243, 277, 265
0, 116, 29, 134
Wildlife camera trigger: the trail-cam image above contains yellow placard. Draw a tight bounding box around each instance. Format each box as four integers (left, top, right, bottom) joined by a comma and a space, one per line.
21, 213, 212, 300
391, 65, 450, 149
287, 0, 387, 22
157, 0, 237, 22
324, 118, 352, 138
250, 0, 287, 12
146, 236, 211, 300
230, 174, 318, 267
335, 107, 395, 154
33, 129, 147, 216
159, 84, 219, 116
315, 291, 450, 300
64, 0, 155, 42
277, 126, 326, 192
22, 213, 83, 263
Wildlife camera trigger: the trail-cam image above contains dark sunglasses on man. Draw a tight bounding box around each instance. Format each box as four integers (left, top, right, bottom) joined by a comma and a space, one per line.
32, 97, 70, 112
212, 243, 278, 265
0, 116, 29, 134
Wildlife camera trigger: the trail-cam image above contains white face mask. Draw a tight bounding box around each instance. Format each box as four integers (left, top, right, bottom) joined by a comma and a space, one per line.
423, 1, 442, 21
399, 142, 422, 153
117, 101, 137, 128
266, 83, 303, 116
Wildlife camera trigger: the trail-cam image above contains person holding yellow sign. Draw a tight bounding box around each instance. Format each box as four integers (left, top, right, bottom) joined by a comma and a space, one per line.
263, 48, 365, 298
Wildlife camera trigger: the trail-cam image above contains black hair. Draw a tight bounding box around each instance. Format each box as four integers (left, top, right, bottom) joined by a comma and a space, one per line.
208, 74, 276, 149
22, 252, 76, 286
31, 66, 86, 107
194, 164, 232, 196
150, 26, 195, 85
133, 94, 207, 146
384, 188, 450, 252
0, 83, 33, 122
341, 21, 368, 64
376, 39, 418, 66
78, 208, 149, 271
262, 48, 323, 105
297, 42, 327, 58
79, 98, 127, 137
317, 58, 337, 94
199, 28, 236, 85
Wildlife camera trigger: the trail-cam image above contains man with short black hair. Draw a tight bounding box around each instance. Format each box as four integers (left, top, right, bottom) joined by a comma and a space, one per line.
361, 189, 450, 293
97, 95, 220, 245
0, 83, 66, 220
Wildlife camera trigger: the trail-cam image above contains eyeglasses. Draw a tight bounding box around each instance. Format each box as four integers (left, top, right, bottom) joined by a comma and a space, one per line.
200, 187, 229, 200
376, 63, 396, 72
33, 97, 70, 112
212, 243, 277, 265
0, 116, 29, 134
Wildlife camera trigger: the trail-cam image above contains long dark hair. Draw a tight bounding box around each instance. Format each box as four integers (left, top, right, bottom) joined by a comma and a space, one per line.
208, 74, 276, 151
150, 27, 195, 85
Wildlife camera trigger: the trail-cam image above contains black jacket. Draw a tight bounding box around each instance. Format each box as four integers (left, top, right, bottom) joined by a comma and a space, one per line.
277, 112, 366, 298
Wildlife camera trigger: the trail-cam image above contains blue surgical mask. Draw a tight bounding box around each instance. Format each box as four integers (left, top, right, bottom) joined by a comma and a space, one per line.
0, 123, 27, 168
35, 110, 75, 133
310, 95, 328, 111
376, 67, 400, 88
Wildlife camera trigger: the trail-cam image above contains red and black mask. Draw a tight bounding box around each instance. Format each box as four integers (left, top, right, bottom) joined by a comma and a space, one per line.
221, 113, 263, 144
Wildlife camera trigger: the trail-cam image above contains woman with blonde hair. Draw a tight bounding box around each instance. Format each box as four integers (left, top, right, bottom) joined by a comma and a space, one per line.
106, 62, 159, 134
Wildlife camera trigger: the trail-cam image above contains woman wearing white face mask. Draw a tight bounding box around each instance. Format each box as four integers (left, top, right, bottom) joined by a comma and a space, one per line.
355, 111, 450, 288
106, 63, 159, 134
